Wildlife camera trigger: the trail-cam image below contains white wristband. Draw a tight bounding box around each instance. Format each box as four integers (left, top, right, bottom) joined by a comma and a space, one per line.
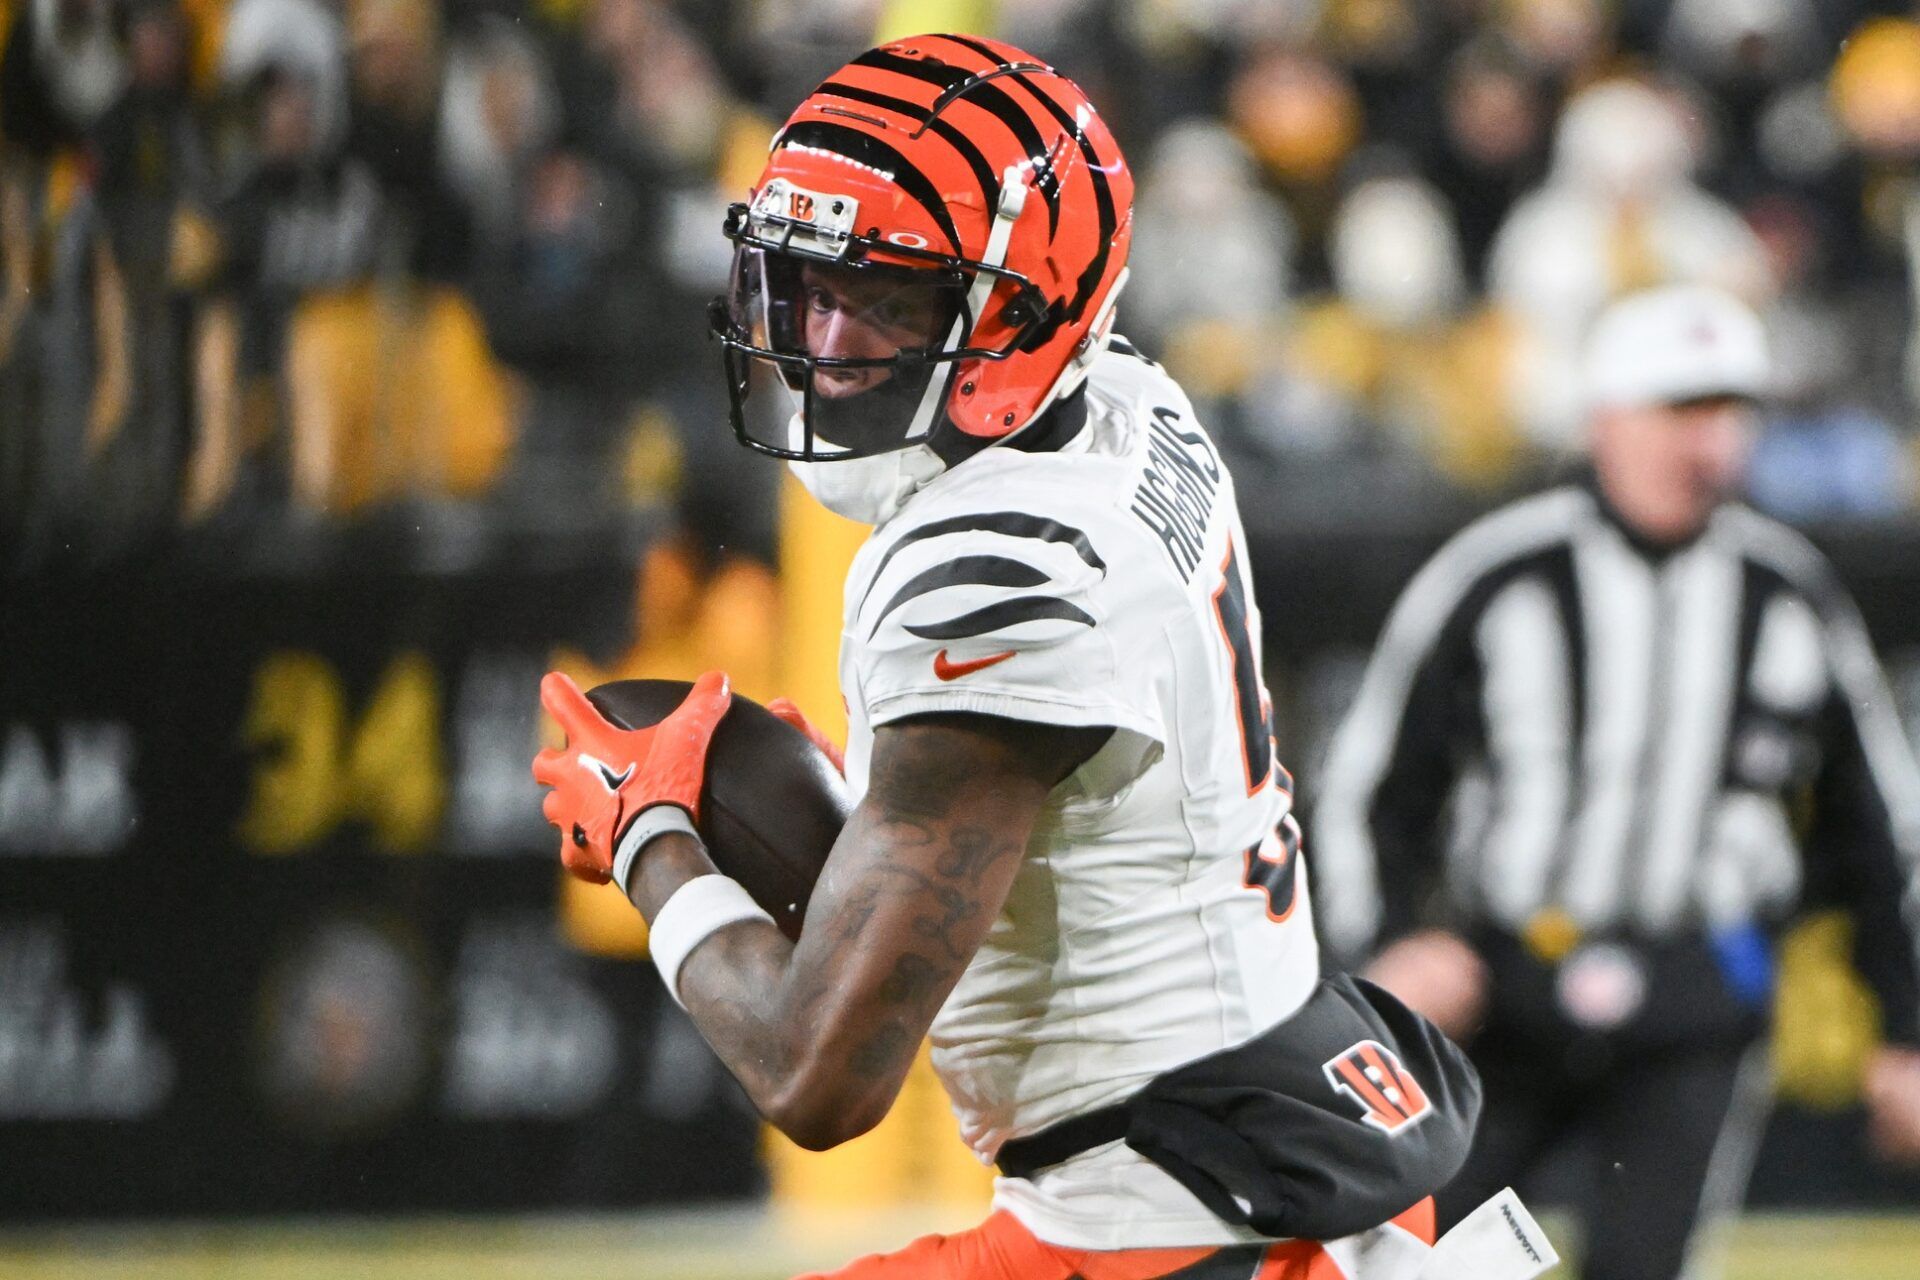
649, 874, 774, 1009
612, 804, 700, 896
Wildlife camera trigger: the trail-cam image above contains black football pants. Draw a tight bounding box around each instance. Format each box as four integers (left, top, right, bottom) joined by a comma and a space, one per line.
1435, 1037, 1769, 1280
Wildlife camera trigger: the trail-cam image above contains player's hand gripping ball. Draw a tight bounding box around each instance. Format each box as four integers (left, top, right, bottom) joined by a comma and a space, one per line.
570, 679, 852, 940
532, 670, 733, 885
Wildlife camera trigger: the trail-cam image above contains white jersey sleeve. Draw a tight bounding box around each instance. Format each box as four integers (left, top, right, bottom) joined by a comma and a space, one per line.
848, 492, 1170, 796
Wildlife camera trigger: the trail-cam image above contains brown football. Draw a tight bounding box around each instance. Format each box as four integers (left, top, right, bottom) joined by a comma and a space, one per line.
586, 679, 849, 941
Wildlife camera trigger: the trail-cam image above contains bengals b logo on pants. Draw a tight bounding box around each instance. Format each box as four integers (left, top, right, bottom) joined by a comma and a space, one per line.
1323, 1040, 1433, 1134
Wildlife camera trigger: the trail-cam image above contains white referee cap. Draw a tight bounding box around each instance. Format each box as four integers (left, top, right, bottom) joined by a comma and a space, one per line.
1582, 285, 1771, 412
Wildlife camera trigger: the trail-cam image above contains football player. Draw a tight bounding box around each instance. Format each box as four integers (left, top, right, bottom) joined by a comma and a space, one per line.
533, 35, 1549, 1280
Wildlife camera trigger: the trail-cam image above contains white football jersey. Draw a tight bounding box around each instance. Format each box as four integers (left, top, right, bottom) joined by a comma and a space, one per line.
837, 345, 1322, 1248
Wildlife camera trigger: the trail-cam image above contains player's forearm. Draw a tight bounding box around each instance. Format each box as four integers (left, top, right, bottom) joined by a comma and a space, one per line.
624, 834, 812, 1123
625, 827, 932, 1150
624, 716, 1074, 1150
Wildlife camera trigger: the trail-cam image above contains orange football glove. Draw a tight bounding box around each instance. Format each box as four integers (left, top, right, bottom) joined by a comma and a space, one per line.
767, 697, 845, 777
532, 670, 731, 884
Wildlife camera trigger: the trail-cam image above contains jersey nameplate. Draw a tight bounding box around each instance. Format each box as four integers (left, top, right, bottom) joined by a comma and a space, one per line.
1129, 406, 1221, 580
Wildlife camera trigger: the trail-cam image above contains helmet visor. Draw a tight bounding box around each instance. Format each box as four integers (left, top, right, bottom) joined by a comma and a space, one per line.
719, 245, 973, 459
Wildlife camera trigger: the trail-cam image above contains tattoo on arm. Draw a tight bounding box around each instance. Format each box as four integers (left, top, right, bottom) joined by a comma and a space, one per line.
878, 953, 942, 1004
849, 1022, 916, 1081
666, 712, 1108, 1140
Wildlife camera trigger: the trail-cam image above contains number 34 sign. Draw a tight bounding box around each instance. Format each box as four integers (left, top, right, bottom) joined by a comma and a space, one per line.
237, 651, 447, 855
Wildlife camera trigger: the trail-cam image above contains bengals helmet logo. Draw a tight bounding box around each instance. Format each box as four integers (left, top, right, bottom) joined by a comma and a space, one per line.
788, 192, 816, 221
1323, 1040, 1432, 1135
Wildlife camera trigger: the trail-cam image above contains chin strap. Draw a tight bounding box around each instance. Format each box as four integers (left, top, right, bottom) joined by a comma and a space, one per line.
893, 163, 1035, 455
960, 165, 1031, 337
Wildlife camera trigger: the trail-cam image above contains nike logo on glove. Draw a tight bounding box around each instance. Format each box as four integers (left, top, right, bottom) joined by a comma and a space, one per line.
579, 754, 635, 791
933, 648, 1016, 681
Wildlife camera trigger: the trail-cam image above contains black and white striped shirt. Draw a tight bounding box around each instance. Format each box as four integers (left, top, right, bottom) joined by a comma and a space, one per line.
1314, 481, 1920, 1040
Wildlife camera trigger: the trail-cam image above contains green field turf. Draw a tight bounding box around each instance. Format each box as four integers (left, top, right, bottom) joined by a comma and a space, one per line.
2, 1210, 1917, 1279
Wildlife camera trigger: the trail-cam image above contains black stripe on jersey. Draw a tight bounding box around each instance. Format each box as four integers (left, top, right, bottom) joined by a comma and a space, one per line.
1527, 544, 1589, 912
850, 49, 1062, 235
861, 511, 1107, 616
1721, 559, 1787, 784
777, 120, 962, 255
1539, 545, 1588, 754
938, 35, 1116, 330
1731, 560, 1782, 706
903, 595, 1094, 641
815, 81, 1002, 213
868, 554, 1049, 637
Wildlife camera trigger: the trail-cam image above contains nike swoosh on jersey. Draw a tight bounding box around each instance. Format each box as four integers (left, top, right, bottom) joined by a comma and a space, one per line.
933, 648, 1016, 681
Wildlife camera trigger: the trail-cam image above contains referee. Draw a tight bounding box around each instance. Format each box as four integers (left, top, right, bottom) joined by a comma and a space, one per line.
1314, 285, 1920, 1280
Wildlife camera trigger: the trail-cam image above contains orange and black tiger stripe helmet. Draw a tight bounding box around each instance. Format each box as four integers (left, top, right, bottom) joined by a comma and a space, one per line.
713, 33, 1135, 461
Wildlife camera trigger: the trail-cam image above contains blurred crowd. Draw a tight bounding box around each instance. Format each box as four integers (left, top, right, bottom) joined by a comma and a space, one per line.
8, 0, 1920, 572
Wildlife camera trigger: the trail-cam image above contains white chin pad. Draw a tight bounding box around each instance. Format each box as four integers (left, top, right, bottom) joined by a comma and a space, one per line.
1415, 1188, 1559, 1280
